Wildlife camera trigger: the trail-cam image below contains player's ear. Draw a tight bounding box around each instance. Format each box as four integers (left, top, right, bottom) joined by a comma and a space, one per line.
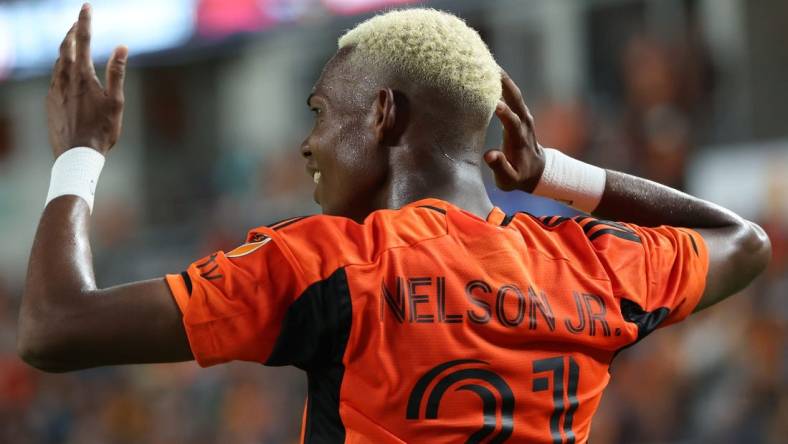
373, 88, 408, 146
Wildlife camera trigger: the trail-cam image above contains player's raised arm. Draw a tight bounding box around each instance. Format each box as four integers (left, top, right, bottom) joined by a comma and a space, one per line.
17, 4, 193, 372
485, 71, 771, 313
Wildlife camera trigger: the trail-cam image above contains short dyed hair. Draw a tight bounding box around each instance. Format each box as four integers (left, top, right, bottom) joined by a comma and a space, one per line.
338, 8, 501, 119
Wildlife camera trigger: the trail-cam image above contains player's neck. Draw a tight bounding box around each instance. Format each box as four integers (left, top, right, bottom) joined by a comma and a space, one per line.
384, 159, 494, 219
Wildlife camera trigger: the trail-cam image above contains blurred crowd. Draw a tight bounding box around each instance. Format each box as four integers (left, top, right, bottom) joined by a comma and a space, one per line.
1, 3, 787, 444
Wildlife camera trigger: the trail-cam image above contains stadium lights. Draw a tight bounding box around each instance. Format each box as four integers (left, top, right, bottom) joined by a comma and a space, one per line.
0, 0, 195, 80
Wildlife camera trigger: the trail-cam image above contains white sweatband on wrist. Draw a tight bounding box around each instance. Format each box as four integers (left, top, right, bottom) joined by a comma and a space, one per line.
45, 147, 105, 213
532, 148, 606, 213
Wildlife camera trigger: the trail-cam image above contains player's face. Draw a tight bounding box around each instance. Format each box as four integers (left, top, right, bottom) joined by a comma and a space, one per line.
301, 50, 388, 221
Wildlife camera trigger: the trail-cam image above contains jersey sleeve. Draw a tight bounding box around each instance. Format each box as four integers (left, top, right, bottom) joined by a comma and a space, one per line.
165, 228, 308, 367
592, 223, 709, 328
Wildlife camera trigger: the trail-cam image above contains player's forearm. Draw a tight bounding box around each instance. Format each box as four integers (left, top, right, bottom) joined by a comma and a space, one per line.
593, 170, 741, 228
523, 149, 770, 309
593, 169, 771, 311
18, 197, 98, 371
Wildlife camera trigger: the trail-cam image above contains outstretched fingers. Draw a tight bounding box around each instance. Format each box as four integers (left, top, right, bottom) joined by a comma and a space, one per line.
75, 3, 96, 77
52, 22, 77, 87
46, 3, 129, 154
105, 46, 128, 106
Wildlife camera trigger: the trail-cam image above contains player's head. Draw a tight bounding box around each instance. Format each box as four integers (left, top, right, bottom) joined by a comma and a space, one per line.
300, 8, 501, 220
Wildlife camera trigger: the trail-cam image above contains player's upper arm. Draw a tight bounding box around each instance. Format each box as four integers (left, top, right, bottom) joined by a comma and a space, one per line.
18, 278, 193, 372
166, 218, 359, 370
693, 221, 771, 311
589, 218, 770, 330
583, 220, 708, 330
166, 229, 306, 367
19, 220, 318, 372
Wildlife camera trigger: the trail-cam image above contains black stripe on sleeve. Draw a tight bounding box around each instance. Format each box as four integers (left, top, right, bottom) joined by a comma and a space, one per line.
418, 205, 447, 214
579, 219, 613, 234
267, 216, 300, 229
180, 271, 192, 295
588, 228, 642, 243
688, 232, 700, 256
545, 216, 571, 227
580, 218, 632, 233
531, 214, 572, 228
267, 216, 311, 232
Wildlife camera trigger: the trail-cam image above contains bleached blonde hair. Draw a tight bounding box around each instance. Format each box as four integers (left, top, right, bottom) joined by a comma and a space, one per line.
338, 8, 501, 119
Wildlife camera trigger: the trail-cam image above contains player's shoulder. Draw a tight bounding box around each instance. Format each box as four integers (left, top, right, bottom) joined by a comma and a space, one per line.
248, 205, 448, 244
243, 206, 449, 278
507, 212, 642, 246
502, 212, 645, 275
505, 213, 702, 262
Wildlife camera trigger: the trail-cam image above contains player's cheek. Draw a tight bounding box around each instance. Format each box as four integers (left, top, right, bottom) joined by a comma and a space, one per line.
319, 143, 348, 203
327, 122, 368, 192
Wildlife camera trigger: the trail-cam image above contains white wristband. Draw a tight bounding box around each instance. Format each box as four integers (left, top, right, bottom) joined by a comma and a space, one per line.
45, 147, 105, 213
532, 148, 606, 213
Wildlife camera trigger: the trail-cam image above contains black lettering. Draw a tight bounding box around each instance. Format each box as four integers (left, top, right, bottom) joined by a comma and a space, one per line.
465, 280, 492, 324
196, 253, 223, 280
437, 276, 462, 323
564, 292, 586, 334
381, 277, 405, 323
496, 284, 525, 328
583, 293, 610, 336
409, 277, 434, 323
527, 286, 556, 331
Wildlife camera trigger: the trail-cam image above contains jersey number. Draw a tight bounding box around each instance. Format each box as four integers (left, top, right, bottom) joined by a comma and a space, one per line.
532, 356, 580, 444
407, 356, 581, 443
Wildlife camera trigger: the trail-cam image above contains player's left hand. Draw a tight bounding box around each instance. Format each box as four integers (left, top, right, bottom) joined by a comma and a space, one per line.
47, 3, 127, 157
484, 71, 545, 193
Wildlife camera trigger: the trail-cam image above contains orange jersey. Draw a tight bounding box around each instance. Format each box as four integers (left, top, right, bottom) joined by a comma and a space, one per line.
166, 198, 708, 443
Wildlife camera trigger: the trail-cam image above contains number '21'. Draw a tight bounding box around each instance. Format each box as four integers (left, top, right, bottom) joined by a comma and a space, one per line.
532, 356, 580, 444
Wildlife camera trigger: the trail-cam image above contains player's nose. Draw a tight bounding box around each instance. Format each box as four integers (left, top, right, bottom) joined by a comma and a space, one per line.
300, 139, 312, 159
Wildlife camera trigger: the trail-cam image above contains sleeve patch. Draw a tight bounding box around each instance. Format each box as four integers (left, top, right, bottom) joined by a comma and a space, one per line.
227, 237, 272, 258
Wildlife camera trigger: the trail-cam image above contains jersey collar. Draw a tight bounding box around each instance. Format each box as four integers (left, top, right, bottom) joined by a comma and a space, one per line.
403, 198, 507, 225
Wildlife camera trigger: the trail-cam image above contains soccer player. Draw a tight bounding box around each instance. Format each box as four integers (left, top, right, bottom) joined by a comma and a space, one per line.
18, 4, 771, 443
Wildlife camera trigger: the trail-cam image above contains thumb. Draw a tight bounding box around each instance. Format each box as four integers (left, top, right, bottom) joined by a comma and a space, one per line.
105, 45, 128, 102
484, 149, 520, 191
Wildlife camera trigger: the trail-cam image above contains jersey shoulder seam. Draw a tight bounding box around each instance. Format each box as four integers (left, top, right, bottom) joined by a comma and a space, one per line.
271, 213, 451, 285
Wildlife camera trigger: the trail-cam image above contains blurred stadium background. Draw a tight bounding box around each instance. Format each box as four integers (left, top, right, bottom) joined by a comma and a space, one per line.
0, 0, 786, 442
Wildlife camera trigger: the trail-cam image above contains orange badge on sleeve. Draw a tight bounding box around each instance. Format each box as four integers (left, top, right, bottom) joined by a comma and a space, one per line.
226, 237, 272, 258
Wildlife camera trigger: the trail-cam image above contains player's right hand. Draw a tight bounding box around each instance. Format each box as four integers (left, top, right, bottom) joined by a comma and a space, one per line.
484, 71, 545, 193
47, 3, 127, 158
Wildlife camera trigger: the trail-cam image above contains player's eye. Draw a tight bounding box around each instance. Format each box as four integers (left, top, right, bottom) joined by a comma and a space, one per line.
310, 107, 322, 116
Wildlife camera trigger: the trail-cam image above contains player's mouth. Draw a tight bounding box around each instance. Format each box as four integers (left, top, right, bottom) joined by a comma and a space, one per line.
306, 165, 321, 204
305, 163, 320, 184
